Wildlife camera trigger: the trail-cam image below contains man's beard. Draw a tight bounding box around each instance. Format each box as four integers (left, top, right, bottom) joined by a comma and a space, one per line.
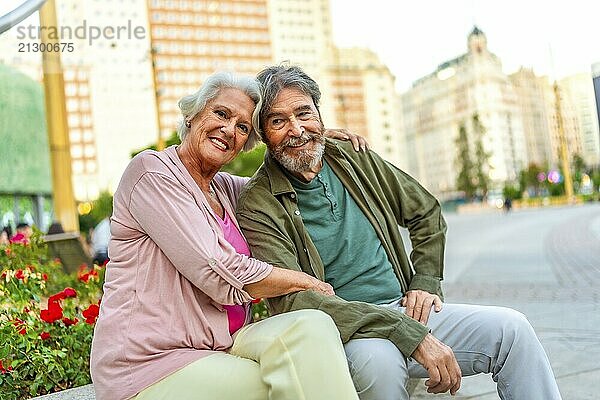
268, 130, 325, 174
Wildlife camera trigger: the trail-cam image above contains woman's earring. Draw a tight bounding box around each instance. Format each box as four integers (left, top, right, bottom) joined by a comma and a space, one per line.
185, 120, 191, 128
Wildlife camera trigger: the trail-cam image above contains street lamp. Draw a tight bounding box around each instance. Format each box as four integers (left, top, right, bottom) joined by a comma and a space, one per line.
552, 81, 575, 201
39, 0, 79, 232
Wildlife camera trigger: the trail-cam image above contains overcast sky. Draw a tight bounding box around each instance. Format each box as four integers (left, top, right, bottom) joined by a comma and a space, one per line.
330, 0, 599, 91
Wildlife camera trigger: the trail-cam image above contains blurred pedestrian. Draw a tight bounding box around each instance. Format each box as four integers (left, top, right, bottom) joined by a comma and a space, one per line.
0, 226, 10, 245
91, 217, 110, 265
503, 197, 512, 213
10, 223, 32, 243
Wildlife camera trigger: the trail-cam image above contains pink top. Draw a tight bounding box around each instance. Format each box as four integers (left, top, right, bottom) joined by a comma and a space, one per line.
215, 211, 251, 335
90, 146, 273, 400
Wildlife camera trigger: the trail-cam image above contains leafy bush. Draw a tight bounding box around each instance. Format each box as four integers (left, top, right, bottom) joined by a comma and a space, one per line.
0, 233, 104, 399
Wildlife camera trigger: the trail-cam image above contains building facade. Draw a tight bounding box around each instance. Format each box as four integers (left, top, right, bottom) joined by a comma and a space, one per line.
401, 27, 527, 198
509, 68, 554, 167
593, 63, 600, 139
560, 73, 600, 166
148, 0, 272, 139
268, 0, 339, 126
329, 47, 404, 165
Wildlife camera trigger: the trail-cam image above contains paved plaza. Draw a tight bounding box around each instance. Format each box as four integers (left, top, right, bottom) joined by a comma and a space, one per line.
410, 203, 600, 399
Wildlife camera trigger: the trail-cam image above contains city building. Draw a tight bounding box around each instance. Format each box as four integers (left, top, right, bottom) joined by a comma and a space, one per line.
560, 72, 600, 166
509, 69, 582, 170
330, 47, 404, 165
593, 63, 600, 136
509, 68, 554, 166
268, 0, 338, 126
401, 27, 527, 198
147, 0, 272, 139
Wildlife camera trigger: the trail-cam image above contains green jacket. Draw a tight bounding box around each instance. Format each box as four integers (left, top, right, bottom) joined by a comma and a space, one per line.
236, 139, 447, 357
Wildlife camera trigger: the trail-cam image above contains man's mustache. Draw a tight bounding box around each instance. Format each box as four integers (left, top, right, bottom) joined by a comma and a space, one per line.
281, 132, 322, 147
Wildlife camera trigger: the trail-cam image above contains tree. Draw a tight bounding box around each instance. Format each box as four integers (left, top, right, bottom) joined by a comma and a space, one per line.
220, 145, 266, 177
471, 114, 491, 195
455, 122, 476, 199
519, 163, 548, 197
455, 113, 491, 200
571, 153, 586, 192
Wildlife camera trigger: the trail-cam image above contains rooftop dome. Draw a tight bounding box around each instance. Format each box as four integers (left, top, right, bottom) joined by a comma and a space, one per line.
469, 25, 485, 37
0, 63, 51, 195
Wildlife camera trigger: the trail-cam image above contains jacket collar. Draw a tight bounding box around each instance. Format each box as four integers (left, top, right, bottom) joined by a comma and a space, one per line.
262, 138, 344, 196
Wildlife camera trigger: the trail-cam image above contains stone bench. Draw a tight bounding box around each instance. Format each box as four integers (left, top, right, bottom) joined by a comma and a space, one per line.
27, 376, 418, 398
30, 384, 95, 400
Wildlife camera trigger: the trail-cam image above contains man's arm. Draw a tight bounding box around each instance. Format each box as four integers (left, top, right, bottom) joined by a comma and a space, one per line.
236, 209, 429, 358
331, 141, 447, 322
376, 151, 447, 322
374, 151, 447, 294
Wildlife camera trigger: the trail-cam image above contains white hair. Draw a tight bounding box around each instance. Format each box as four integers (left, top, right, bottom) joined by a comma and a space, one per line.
176, 71, 263, 152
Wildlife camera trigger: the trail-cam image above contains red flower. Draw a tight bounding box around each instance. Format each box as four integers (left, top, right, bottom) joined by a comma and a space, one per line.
0, 360, 12, 374
39, 332, 51, 340
40, 301, 63, 323
15, 269, 25, 280
1, 271, 6, 279
78, 268, 99, 283
4, 247, 11, 256
62, 287, 77, 298
9, 233, 27, 244
62, 317, 79, 326
48, 291, 67, 303
13, 319, 27, 335
42, 273, 49, 281
82, 304, 100, 325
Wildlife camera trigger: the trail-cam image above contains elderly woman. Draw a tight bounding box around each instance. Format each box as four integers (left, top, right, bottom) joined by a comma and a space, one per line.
90, 72, 362, 400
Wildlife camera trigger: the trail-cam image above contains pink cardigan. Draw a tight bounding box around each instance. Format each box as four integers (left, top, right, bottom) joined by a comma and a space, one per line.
90, 146, 273, 400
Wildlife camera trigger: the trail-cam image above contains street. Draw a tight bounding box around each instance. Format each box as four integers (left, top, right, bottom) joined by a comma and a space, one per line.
409, 203, 600, 399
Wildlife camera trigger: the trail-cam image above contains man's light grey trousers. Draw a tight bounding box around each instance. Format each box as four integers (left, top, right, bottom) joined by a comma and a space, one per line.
344, 302, 562, 400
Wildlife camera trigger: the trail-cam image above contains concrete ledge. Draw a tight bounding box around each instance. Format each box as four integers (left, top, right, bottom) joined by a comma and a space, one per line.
30, 384, 95, 400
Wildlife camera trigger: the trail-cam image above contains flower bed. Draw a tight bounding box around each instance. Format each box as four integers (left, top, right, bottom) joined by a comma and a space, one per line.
0, 233, 104, 400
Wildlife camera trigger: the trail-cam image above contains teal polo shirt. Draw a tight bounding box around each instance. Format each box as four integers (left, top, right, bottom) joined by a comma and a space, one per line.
287, 160, 402, 305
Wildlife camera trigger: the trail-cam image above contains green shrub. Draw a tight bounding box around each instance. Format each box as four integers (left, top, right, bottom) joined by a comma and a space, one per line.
0, 233, 104, 399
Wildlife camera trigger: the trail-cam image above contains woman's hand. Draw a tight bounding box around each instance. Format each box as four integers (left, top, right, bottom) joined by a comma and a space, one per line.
305, 275, 335, 296
324, 128, 369, 152
244, 267, 334, 299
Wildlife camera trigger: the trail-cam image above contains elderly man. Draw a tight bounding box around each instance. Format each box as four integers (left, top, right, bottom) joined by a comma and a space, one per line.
236, 65, 561, 400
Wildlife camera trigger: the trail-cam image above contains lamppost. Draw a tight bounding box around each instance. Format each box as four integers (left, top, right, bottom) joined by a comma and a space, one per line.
146, 0, 164, 151
39, 0, 79, 231
553, 81, 575, 201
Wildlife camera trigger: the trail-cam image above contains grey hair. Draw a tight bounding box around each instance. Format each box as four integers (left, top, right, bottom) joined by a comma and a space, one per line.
254, 65, 322, 141
177, 71, 263, 152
